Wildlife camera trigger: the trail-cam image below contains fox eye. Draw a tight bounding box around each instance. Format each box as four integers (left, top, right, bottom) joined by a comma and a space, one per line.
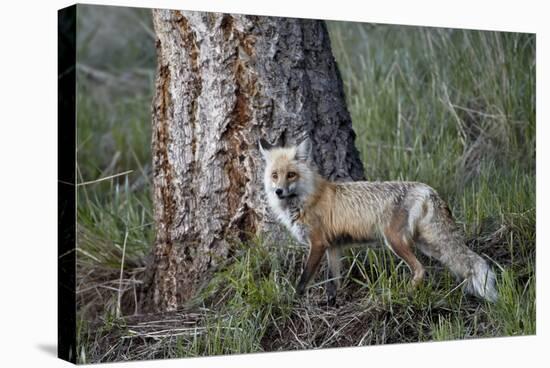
271, 172, 278, 180
287, 172, 296, 179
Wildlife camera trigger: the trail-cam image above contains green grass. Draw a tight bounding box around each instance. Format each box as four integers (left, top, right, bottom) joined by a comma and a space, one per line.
75, 11, 535, 363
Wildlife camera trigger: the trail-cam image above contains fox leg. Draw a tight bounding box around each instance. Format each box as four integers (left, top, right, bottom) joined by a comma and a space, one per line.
296, 232, 327, 296
384, 232, 425, 287
384, 210, 425, 287
325, 247, 341, 306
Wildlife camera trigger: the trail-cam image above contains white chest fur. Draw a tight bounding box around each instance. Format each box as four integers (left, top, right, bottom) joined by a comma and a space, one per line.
278, 210, 309, 245
267, 194, 309, 245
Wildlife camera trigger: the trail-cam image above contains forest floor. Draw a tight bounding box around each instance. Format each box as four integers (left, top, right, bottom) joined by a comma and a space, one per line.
74, 6, 535, 363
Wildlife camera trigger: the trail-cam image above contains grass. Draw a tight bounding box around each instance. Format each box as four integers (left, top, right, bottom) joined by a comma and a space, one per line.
74, 8, 535, 364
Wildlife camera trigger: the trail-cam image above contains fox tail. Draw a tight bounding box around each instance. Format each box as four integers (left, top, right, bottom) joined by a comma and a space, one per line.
416, 196, 498, 302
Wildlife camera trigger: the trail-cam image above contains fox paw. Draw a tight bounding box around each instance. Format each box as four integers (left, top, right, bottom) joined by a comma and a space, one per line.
327, 295, 337, 307
318, 295, 337, 308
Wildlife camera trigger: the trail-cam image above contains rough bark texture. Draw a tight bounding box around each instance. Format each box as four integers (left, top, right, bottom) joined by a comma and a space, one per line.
142, 10, 365, 312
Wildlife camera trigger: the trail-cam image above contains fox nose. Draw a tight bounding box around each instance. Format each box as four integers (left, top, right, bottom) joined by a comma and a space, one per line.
275, 188, 283, 197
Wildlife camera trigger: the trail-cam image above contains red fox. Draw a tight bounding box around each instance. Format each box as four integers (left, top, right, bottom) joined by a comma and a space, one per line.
259, 138, 498, 305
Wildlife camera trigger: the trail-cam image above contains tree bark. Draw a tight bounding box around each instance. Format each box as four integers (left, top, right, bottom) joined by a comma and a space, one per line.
142, 9, 365, 312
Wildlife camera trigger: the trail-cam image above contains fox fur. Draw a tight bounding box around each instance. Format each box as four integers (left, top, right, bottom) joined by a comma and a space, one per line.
259, 138, 498, 305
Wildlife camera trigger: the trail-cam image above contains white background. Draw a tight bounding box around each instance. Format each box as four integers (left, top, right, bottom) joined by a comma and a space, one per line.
0, 0, 546, 366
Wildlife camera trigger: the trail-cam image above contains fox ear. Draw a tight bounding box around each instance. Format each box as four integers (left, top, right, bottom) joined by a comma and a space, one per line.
258, 139, 273, 161
295, 138, 312, 162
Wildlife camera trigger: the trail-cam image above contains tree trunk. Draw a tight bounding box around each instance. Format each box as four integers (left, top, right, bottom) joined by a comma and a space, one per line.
142, 9, 365, 312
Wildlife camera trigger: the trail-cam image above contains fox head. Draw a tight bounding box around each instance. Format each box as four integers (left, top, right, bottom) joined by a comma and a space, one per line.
258, 138, 316, 204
